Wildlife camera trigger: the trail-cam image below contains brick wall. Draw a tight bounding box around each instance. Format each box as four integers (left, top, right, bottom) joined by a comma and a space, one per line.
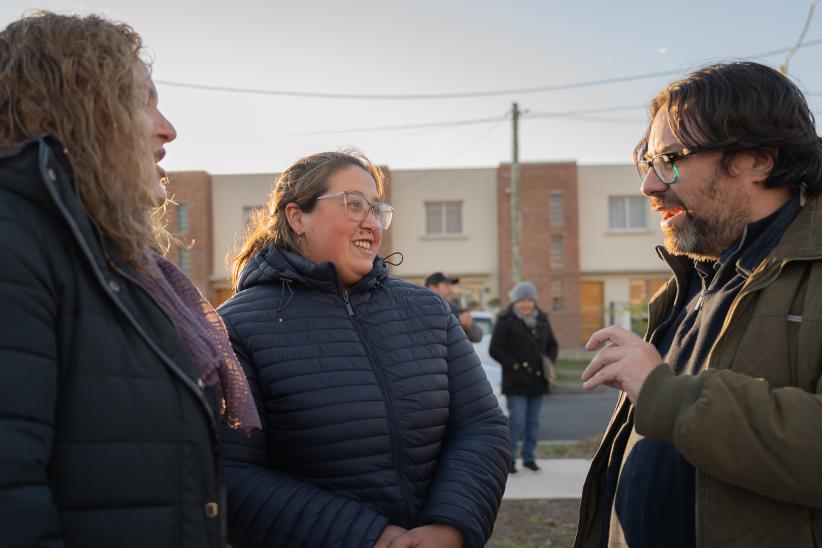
497, 162, 581, 350
162, 171, 213, 299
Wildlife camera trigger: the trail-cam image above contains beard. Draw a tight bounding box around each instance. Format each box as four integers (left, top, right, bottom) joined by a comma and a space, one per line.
655, 178, 752, 261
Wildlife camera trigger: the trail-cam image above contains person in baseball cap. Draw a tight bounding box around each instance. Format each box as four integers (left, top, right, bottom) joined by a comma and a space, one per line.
425, 272, 482, 342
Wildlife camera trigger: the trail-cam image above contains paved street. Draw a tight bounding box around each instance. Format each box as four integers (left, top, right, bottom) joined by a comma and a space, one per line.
538, 390, 619, 441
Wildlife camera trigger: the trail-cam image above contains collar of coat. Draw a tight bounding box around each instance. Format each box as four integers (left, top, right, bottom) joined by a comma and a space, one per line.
655, 192, 822, 281
238, 244, 389, 296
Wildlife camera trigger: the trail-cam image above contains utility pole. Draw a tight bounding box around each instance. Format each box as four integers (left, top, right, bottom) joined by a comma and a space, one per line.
780, 0, 817, 75
510, 102, 522, 284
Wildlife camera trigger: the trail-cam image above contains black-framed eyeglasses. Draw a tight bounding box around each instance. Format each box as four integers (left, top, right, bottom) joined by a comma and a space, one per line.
635, 148, 708, 185
316, 191, 395, 229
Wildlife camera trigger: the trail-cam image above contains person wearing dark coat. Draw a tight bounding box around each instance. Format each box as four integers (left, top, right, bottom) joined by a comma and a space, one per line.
489, 281, 559, 474
0, 13, 259, 548
218, 150, 510, 548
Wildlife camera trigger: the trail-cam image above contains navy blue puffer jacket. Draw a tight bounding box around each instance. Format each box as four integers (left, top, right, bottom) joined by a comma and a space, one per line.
218, 246, 510, 547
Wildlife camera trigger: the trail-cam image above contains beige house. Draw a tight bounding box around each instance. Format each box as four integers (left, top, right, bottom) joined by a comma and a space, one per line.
577, 164, 670, 336
388, 168, 499, 308
209, 172, 276, 303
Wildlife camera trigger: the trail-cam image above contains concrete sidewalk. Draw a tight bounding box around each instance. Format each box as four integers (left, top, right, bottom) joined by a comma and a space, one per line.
502, 459, 590, 500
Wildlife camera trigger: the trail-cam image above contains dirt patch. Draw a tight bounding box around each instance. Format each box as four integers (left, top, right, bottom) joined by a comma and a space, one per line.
488, 498, 580, 547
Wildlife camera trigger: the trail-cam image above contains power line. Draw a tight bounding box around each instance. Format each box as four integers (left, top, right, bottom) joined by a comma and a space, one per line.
246, 107, 649, 139
156, 38, 822, 101
393, 116, 510, 186
254, 113, 509, 137
525, 105, 645, 118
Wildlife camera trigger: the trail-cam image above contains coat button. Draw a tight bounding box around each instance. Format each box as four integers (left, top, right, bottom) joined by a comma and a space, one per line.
47, 168, 57, 182
204, 501, 219, 518
108, 280, 120, 292
513, 363, 520, 370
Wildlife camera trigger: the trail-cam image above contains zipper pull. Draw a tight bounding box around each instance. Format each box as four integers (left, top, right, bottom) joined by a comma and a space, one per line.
694, 289, 707, 311
343, 291, 354, 317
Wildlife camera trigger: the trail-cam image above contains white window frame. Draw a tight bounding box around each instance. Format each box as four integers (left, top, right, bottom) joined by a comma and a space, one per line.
550, 234, 564, 268
425, 201, 463, 236
608, 196, 647, 232
551, 279, 565, 312
178, 247, 190, 275
177, 203, 189, 234
550, 192, 564, 227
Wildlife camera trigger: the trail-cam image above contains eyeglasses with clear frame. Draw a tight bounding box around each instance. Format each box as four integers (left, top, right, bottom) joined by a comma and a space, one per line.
635, 148, 707, 185
315, 191, 395, 229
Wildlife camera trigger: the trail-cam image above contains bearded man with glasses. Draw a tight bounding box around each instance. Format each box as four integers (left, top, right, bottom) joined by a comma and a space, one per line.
574, 62, 822, 548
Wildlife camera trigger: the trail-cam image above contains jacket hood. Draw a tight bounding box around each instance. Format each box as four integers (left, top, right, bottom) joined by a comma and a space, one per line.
0, 134, 76, 212
0, 134, 111, 274
237, 244, 389, 294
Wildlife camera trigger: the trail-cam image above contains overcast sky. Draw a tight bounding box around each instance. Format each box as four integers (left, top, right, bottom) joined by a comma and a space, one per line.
2, 1, 821, 174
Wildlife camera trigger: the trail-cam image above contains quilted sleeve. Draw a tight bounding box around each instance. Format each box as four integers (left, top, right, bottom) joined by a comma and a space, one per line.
0, 198, 65, 547
417, 310, 511, 547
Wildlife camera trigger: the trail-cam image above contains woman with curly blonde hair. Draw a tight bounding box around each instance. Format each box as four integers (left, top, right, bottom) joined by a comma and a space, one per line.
0, 12, 258, 548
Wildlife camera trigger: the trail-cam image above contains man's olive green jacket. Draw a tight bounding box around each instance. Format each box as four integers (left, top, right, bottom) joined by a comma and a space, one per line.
575, 196, 822, 548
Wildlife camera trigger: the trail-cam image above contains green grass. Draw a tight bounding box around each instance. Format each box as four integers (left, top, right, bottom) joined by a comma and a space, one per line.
554, 358, 589, 385
527, 513, 545, 527
534, 433, 603, 459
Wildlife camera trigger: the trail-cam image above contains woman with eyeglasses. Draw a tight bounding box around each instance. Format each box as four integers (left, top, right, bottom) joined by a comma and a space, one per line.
218, 150, 510, 548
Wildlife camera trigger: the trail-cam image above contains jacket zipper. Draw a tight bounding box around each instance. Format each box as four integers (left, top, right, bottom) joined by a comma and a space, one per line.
36, 144, 220, 435
342, 290, 416, 526
36, 142, 225, 539
694, 288, 707, 311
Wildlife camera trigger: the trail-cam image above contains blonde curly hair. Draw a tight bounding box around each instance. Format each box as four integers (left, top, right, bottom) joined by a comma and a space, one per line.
0, 11, 168, 267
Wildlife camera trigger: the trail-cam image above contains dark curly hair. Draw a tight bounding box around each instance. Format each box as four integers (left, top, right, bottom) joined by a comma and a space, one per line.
634, 62, 822, 197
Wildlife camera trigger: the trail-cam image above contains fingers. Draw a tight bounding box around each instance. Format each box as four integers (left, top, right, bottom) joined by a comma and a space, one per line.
582, 361, 621, 391
584, 325, 639, 351
581, 344, 620, 382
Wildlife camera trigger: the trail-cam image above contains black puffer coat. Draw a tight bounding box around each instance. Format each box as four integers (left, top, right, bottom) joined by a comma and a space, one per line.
0, 136, 225, 548
490, 305, 559, 396
218, 246, 510, 548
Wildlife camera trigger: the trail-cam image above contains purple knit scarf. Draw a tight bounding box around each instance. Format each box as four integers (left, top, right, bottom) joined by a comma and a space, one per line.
143, 252, 261, 434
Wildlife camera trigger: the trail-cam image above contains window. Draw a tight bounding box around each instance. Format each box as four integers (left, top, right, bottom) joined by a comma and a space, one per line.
177, 203, 189, 234
550, 234, 564, 268
550, 193, 564, 226
178, 247, 190, 275
425, 201, 462, 235
608, 196, 647, 230
551, 279, 565, 312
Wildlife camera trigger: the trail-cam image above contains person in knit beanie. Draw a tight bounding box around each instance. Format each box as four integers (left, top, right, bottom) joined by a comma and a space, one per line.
490, 280, 558, 473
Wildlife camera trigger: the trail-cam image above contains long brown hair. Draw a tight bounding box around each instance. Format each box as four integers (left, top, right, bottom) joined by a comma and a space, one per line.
0, 12, 167, 267
230, 150, 385, 291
